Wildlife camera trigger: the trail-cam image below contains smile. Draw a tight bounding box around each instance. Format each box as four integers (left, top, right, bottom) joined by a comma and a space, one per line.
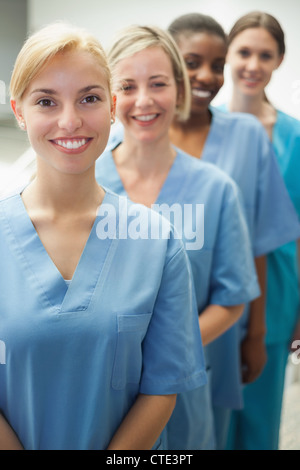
133, 114, 159, 122
241, 76, 261, 85
192, 89, 212, 98
53, 138, 90, 149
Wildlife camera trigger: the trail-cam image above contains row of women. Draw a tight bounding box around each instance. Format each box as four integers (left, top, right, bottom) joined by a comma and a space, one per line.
0, 10, 299, 451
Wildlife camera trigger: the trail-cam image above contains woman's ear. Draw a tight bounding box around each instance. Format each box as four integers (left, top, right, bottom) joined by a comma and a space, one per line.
11, 99, 26, 130
111, 94, 117, 124
275, 54, 284, 70
176, 82, 184, 108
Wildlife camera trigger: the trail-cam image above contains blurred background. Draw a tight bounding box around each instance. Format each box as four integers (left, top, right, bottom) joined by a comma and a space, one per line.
1, 0, 300, 190
0, 0, 299, 448
1, 0, 300, 120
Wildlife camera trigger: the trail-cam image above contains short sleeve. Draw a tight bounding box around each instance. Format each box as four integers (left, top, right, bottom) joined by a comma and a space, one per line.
281, 132, 300, 217
253, 129, 300, 256
140, 232, 207, 395
209, 180, 260, 306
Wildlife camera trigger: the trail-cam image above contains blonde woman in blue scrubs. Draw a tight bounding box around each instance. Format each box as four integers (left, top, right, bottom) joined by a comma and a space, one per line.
224, 11, 300, 450
96, 24, 264, 450
0, 22, 207, 450
167, 12, 300, 449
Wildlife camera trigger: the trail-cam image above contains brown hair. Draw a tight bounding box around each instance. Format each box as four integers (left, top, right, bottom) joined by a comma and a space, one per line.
228, 11, 285, 56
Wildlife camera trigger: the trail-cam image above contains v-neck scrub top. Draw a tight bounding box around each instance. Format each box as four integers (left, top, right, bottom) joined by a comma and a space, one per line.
0, 190, 206, 450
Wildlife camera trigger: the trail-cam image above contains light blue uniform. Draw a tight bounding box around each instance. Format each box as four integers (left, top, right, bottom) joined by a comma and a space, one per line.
222, 109, 300, 450
0, 189, 206, 450
266, 110, 300, 344
96, 145, 260, 449
104, 109, 300, 449
204, 105, 300, 448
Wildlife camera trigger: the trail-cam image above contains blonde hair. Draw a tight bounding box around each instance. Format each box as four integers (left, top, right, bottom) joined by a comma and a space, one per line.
107, 25, 191, 121
10, 21, 112, 101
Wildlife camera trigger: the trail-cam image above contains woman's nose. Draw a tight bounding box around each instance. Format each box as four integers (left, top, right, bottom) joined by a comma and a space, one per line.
135, 88, 154, 108
246, 54, 260, 71
195, 64, 214, 83
58, 104, 82, 132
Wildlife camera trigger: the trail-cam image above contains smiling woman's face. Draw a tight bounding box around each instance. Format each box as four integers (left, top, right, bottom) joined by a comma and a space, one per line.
11, 50, 114, 176
226, 27, 283, 98
113, 46, 179, 144
176, 32, 227, 115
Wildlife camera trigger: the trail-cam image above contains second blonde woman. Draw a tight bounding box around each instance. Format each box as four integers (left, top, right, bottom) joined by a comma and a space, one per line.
95, 24, 259, 450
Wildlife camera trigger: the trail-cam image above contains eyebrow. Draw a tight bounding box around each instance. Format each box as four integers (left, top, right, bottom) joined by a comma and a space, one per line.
30, 85, 105, 96
184, 53, 224, 60
119, 75, 170, 82
150, 74, 169, 79
239, 46, 273, 53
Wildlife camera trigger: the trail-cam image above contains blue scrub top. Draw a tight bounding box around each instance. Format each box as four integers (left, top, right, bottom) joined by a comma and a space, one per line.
218, 105, 300, 344
265, 110, 300, 343
108, 110, 300, 255
203, 107, 300, 256
96, 145, 260, 412
0, 189, 206, 450
205, 106, 300, 407
101, 113, 300, 409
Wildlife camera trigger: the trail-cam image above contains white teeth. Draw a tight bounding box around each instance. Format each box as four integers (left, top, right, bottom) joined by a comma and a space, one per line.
192, 90, 211, 98
56, 139, 87, 149
243, 76, 259, 83
134, 114, 157, 122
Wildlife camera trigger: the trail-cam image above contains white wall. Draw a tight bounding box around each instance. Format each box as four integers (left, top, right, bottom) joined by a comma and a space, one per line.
23, 1, 300, 119
0, 0, 28, 118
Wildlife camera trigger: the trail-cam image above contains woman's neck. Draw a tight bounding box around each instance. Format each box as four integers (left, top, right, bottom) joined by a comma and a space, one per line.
111, 133, 176, 208
22, 163, 104, 216
114, 133, 176, 177
173, 109, 212, 132
229, 89, 277, 139
230, 88, 276, 120
169, 110, 212, 159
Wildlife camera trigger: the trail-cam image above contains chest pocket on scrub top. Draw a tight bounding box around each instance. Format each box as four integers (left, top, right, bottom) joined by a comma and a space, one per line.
112, 313, 152, 390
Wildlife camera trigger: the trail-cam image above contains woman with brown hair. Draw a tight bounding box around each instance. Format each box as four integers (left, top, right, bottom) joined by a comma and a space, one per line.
224, 10, 300, 450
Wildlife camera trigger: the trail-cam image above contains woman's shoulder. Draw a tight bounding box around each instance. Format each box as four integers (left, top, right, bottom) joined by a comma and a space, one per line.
276, 109, 300, 134
101, 189, 181, 248
174, 146, 240, 191
212, 105, 266, 133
